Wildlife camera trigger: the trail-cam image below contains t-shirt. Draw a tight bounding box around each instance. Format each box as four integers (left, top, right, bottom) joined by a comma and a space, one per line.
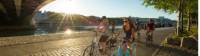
147, 22, 154, 31
97, 21, 109, 35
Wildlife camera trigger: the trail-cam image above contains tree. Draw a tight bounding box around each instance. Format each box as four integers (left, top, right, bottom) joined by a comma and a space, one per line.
143, 0, 198, 36
184, 0, 198, 31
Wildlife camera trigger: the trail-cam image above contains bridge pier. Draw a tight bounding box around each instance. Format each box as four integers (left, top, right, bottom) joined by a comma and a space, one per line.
0, 0, 53, 31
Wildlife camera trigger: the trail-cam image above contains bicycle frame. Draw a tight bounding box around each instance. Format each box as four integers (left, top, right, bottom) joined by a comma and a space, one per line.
82, 31, 100, 56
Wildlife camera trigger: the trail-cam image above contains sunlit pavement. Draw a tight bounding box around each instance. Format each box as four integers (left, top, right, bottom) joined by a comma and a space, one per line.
0, 31, 95, 56
0, 27, 176, 56
136, 27, 175, 56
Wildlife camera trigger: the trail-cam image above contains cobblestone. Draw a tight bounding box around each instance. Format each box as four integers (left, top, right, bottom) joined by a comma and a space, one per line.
0, 27, 177, 56
0, 31, 94, 47
27, 45, 87, 56
0, 31, 94, 56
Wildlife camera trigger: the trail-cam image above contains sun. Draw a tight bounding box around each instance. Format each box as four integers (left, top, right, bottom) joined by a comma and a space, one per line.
41, 0, 81, 14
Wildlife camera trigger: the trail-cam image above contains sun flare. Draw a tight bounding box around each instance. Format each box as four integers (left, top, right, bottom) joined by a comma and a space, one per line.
65, 29, 72, 35
42, 0, 81, 14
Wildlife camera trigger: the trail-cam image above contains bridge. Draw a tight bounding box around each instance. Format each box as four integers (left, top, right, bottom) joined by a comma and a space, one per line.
0, 0, 54, 30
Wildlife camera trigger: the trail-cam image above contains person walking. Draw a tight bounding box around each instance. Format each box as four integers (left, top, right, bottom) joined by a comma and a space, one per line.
135, 19, 141, 40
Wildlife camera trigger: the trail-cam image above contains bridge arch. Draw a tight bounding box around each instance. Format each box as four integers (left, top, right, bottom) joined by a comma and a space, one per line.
0, 0, 54, 30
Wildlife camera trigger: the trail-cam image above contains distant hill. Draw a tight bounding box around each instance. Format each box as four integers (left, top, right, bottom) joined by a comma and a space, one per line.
34, 11, 176, 27
34, 11, 99, 26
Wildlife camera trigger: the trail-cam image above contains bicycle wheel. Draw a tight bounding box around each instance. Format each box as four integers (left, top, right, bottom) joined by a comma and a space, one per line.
108, 39, 118, 56
84, 43, 101, 56
145, 33, 150, 46
82, 46, 93, 56
93, 47, 101, 56
105, 42, 112, 56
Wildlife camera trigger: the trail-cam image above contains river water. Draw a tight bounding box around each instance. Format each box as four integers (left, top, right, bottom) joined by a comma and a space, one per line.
35, 26, 123, 34
0, 26, 122, 37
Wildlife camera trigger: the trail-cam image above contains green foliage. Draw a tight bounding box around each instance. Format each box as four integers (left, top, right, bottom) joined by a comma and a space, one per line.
143, 0, 179, 14
178, 25, 197, 37
184, 0, 198, 13
143, 0, 198, 16
189, 25, 198, 35
143, 0, 198, 37
171, 25, 197, 38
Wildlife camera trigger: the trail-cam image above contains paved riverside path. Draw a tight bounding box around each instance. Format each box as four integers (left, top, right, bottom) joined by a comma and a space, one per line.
136, 27, 175, 56
0, 27, 175, 56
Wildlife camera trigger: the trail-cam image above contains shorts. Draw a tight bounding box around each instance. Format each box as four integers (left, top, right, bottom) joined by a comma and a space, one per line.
125, 31, 132, 41
146, 31, 153, 36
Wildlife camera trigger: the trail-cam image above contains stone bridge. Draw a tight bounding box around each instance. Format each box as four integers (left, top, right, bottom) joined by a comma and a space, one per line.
0, 0, 54, 30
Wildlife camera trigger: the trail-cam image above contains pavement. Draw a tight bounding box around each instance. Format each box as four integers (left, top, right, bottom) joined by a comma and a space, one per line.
136, 27, 175, 56
0, 27, 176, 56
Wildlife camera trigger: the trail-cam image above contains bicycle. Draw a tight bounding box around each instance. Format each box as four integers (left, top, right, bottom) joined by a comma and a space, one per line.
82, 30, 116, 56
111, 30, 125, 56
82, 31, 101, 56
136, 30, 141, 41
145, 31, 153, 46
111, 30, 137, 56
105, 30, 123, 56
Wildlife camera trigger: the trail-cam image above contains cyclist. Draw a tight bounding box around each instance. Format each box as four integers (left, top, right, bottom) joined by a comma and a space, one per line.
96, 16, 109, 55
122, 17, 136, 56
110, 20, 117, 50
146, 18, 155, 42
110, 20, 116, 47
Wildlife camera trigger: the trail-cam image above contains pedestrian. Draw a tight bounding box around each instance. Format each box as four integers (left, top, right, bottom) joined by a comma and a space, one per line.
135, 19, 141, 40
111, 20, 115, 33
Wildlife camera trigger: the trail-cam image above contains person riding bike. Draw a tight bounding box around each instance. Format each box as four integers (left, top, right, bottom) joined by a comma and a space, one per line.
110, 20, 117, 49
123, 17, 136, 43
122, 17, 136, 56
146, 19, 155, 42
96, 16, 109, 55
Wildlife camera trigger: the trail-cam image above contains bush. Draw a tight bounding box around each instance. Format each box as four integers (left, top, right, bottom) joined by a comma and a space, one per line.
167, 37, 181, 46
182, 38, 198, 50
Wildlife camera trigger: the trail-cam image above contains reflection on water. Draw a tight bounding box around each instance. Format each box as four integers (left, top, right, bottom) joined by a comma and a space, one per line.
0, 26, 122, 37
64, 29, 72, 35
70, 26, 122, 30
34, 28, 48, 35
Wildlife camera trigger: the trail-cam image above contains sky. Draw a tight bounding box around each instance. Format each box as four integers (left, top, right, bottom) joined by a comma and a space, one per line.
40, 0, 177, 20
